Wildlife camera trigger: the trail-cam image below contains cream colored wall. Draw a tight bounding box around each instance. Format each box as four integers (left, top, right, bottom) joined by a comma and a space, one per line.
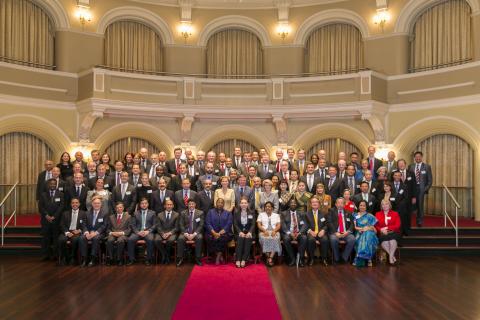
365, 35, 409, 75
263, 46, 305, 76
55, 31, 104, 73
473, 14, 480, 61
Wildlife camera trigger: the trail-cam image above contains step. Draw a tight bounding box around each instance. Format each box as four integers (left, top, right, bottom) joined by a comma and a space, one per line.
400, 244, 480, 256
0, 243, 41, 255
409, 227, 480, 236
3, 226, 41, 234
402, 235, 480, 245
1, 233, 42, 244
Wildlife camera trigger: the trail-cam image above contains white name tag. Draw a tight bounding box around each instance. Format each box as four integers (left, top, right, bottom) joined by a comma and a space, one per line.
268, 170, 273, 173
195, 172, 199, 176
399, 189, 404, 194
165, 197, 170, 201
346, 218, 350, 222
372, 188, 376, 193
195, 218, 200, 222
215, 169, 219, 173
356, 185, 360, 188
320, 217, 325, 222
137, 184, 142, 187
79, 219, 83, 223
421, 170, 426, 174
98, 218, 103, 222
104, 184, 109, 188
390, 197, 396, 201
369, 202, 373, 206
407, 177, 412, 181
300, 221, 305, 225
58, 187, 63, 191
125, 191, 131, 195
324, 202, 329, 206
248, 215, 253, 219
279, 199, 283, 204
147, 190, 152, 194
55, 198, 61, 202
212, 182, 217, 185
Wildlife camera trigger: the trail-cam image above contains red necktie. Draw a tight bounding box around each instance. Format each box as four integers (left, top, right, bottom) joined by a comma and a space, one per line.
276, 161, 280, 172
221, 163, 225, 170
338, 211, 345, 233
370, 158, 374, 171
116, 214, 122, 226
184, 191, 188, 205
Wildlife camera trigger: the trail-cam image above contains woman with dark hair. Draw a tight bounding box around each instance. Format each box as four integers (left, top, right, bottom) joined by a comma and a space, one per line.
353, 200, 378, 268
257, 201, 281, 267
205, 198, 233, 265
314, 183, 331, 215
101, 153, 114, 174
310, 154, 319, 169
136, 173, 154, 207
57, 152, 73, 180
278, 179, 292, 212
343, 189, 356, 213
123, 152, 135, 173
233, 197, 255, 268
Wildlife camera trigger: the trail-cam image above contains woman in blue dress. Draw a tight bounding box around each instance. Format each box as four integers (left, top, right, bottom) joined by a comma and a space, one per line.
353, 200, 378, 268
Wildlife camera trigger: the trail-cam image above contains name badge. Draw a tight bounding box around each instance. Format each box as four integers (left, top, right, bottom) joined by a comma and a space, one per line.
390, 197, 396, 201
356, 185, 360, 189
248, 215, 253, 219
407, 177, 412, 181
104, 184, 109, 188
147, 189, 153, 194
55, 198, 61, 202
165, 197, 171, 201
195, 172, 199, 176
212, 182, 217, 185
279, 199, 283, 204
399, 189, 404, 194
324, 202, 329, 206
58, 187, 63, 191
126, 191, 131, 195
300, 221, 305, 225
372, 188, 376, 193
98, 218, 103, 222
215, 169, 219, 173
268, 170, 273, 173
369, 202, 373, 206
195, 218, 201, 222
421, 170, 426, 174
320, 217, 325, 222
137, 184, 142, 187
79, 219, 83, 223
346, 218, 351, 222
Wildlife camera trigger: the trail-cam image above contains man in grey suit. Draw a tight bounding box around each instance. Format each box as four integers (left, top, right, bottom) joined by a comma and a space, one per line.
257, 155, 275, 180
281, 199, 307, 267
234, 175, 254, 209
176, 199, 204, 267
300, 163, 321, 194
111, 171, 137, 215
127, 198, 156, 266
196, 162, 220, 191
155, 199, 180, 264
106, 202, 132, 266
408, 151, 433, 227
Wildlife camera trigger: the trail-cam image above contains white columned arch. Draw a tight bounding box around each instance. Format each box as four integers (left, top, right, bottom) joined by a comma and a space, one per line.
33, 0, 70, 29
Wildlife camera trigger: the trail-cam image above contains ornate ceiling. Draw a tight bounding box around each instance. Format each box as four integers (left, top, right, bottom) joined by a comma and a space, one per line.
129, 0, 347, 9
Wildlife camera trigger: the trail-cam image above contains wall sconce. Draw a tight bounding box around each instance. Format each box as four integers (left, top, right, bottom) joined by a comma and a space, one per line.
373, 8, 391, 32
75, 1, 92, 29
179, 21, 193, 44
276, 22, 291, 42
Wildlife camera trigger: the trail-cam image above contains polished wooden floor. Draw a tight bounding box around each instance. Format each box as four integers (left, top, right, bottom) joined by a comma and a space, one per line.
1, 256, 479, 320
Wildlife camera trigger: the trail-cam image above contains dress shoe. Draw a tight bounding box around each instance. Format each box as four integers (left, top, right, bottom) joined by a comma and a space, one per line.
308, 258, 314, 266
195, 258, 203, 266
58, 258, 66, 266
118, 260, 124, 266
126, 260, 135, 266
80, 259, 87, 268
106, 259, 112, 266
417, 223, 423, 228
164, 258, 171, 265
298, 261, 305, 268
322, 259, 329, 266
88, 260, 95, 267
176, 258, 184, 267
145, 259, 151, 266
288, 261, 295, 267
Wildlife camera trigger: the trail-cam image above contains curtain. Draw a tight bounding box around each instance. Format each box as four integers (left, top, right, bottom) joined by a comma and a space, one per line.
0, 0, 55, 68
206, 29, 263, 78
305, 23, 364, 75
105, 137, 160, 163
415, 134, 473, 218
306, 138, 363, 163
409, 0, 472, 72
0, 132, 53, 214
104, 20, 163, 72
210, 139, 258, 158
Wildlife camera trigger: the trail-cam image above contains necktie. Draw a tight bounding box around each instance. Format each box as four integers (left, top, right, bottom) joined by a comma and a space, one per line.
313, 211, 319, 233
240, 187, 244, 196
134, 176, 138, 185
206, 190, 211, 199
292, 212, 298, 233
176, 160, 180, 173
320, 170, 325, 181
300, 161, 304, 176
167, 212, 171, 221
349, 177, 354, 193
255, 190, 260, 207
284, 172, 288, 181
116, 172, 120, 185
121, 184, 126, 198
184, 191, 188, 205
160, 190, 164, 203
117, 214, 122, 226
70, 211, 78, 230
76, 186, 80, 197
93, 211, 98, 227
50, 191, 54, 200
395, 183, 399, 193
276, 161, 280, 172
338, 211, 345, 233
388, 162, 392, 172
46, 171, 51, 180
308, 175, 313, 190
370, 158, 374, 171
249, 179, 254, 188
221, 163, 224, 170
329, 178, 334, 188
264, 165, 268, 173
188, 211, 193, 233
141, 211, 146, 230
402, 171, 406, 182
416, 165, 421, 184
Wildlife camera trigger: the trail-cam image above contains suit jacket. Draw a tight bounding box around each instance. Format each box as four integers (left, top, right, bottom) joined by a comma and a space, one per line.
39, 190, 65, 220
36, 170, 50, 201
234, 185, 254, 209
149, 174, 172, 190
366, 157, 383, 176
174, 189, 198, 213
305, 210, 329, 234
324, 176, 342, 202
352, 193, 377, 213
408, 162, 433, 193
82, 209, 108, 235
139, 158, 152, 172
233, 209, 256, 235
316, 167, 329, 181
179, 209, 204, 234
111, 183, 137, 215
275, 171, 291, 183
166, 158, 185, 175
88, 176, 114, 191
65, 184, 88, 211
196, 174, 220, 191
196, 189, 214, 215
257, 164, 275, 180
281, 210, 307, 235
171, 174, 195, 192
150, 189, 175, 213
340, 175, 358, 195
40, 178, 67, 197
300, 174, 321, 194
383, 160, 398, 173
129, 174, 143, 188
327, 207, 354, 234
131, 209, 156, 233
60, 209, 87, 233
107, 212, 132, 235
292, 160, 308, 176
156, 210, 180, 234
65, 175, 88, 188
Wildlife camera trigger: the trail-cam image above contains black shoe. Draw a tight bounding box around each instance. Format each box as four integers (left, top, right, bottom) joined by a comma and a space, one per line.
288, 260, 295, 267
195, 258, 203, 266
145, 260, 152, 266
308, 258, 314, 266
106, 258, 112, 266
164, 258, 171, 265
80, 259, 87, 268
322, 259, 329, 266
58, 258, 66, 266
298, 261, 305, 267
118, 260, 124, 266
176, 258, 183, 267
88, 257, 96, 267
126, 260, 135, 266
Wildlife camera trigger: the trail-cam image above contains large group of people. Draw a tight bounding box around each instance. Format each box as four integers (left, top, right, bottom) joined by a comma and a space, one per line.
36, 145, 432, 268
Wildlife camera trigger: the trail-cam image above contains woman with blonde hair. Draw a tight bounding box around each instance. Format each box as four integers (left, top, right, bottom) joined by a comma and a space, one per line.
259, 179, 279, 213
214, 176, 236, 213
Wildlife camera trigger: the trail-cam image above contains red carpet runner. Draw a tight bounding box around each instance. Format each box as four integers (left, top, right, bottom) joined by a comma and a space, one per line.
172, 263, 282, 320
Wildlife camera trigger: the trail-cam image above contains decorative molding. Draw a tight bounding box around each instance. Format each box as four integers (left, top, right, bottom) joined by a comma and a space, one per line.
178, 0, 193, 21
359, 71, 372, 95
197, 15, 272, 47
389, 94, 480, 112
94, 72, 105, 92
0, 80, 68, 94
183, 78, 196, 99
294, 9, 370, 45
78, 110, 105, 141
96, 6, 174, 44
289, 91, 355, 98
0, 61, 78, 78
272, 79, 284, 100
179, 113, 195, 143
382, 61, 480, 80
34, 0, 70, 29
201, 93, 267, 99
0, 93, 76, 110
272, 114, 288, 144
397, 82, 475, 96
110, 88, 177, 97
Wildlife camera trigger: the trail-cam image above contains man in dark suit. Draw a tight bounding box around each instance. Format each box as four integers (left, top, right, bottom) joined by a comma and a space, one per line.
281, 199, 307, 267
366, 145, 383, 179
129, 164, 143, 187
391, 171, 410, 235
139, 147, 152, 172
40, 166, 67, 197
234, 175, 254, 209
36, 160, 54, 201
408, 151, 433, 227
341, 165, 358, 196
111, 171, 137, 215
325, 166, 342, 202
292, 149, 307, 177
79, 196, 107, 267
175, 178, 198, 214
65, 173, 88, 211
316, 159, 329, 182
88, 164, 114, 191
155, 199, 180, 264
300, 163, 321, 194
127, 198, 156, 265
170, 163, 194, 192
275, 160, 291, 183
108, 160, 125, 188
353, 181, 377, 213
166, 147, 184, 175
305, 197, 329, 266
151, 178, 175, 213
246, 166, 258, 188
272, 149, 284, 173
176, 199, 204, 266
185, 155, 201, 189
39, 178, 64, 261
196, 162, 220, 191
197, 179, 214, 215
384, 151, 397, 174
84, 161, 98, 180
328, 198, 355, 264
257, 156, 275, 180
232, 147, 243, 170
58, 197, 85, 265
106, 202, 132, 266
65, 163, 87, 187
349, 152, 362, 171
72, 151, 88, 173
149, 165, 172, 189
145, 153, 160, 180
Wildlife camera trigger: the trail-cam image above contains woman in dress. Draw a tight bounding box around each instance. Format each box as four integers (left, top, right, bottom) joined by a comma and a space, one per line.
233, 197, 255, 268
372, 166, 388, 198
375, 199, 402, 266
123, 152, 135, 173
343, 189, 356, 213
57, 152, 73, 180
86, 178, 112, 215
214, 176, 236, 213
136, 173, 154, 207
257, 201, 282, 267
278, 180, 292, 212
353, 200, 378, 268
205, 198, 233, 265
314, 183, 331, 215
259, 179, 279, 213
294, 181, 312, 213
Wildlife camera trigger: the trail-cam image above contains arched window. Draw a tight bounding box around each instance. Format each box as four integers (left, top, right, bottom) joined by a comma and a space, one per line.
206, 29, 263, 78
409, 0, 472, 72
0, 132, 53, 213
305, 23, 364, 75
209, 139, 258, 158
105, 137, 161, 163
104, 20, 163, 72
415, 134, 473, 217
0, 0, 55, 68
306, 138, 363, 163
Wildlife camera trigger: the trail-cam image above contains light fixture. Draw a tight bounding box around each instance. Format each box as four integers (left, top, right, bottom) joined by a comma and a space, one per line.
179, 21, 193, 44
276, 22, 291, 42
373, 8, 391, 32
75, 0, 92, 29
